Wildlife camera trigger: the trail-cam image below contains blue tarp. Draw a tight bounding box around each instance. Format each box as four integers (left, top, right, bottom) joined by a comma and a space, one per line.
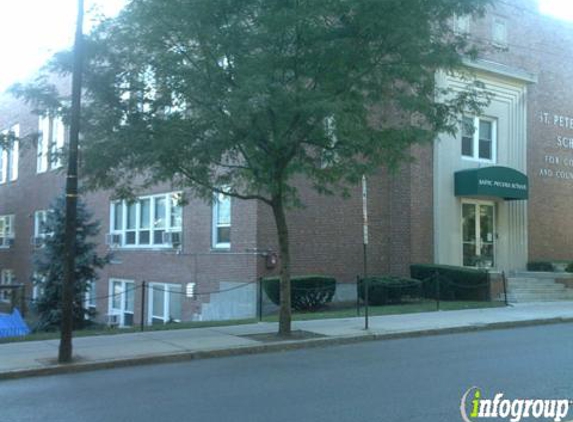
0, 309, 30, 338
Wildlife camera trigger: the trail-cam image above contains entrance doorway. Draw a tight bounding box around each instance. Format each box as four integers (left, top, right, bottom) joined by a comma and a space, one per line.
462, 201, 495, 268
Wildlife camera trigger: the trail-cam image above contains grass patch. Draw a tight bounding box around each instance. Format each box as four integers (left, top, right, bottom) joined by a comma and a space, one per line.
263, 300, 506, 322
1, 301, 505, 344
0, 318, 256, 344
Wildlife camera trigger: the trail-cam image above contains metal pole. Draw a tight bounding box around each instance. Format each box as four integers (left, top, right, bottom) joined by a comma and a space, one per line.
502, 271, 508, 306
258, 277, 263, 322
362, 175, 369, 330
59, 0, 84, 364
486, 270, 491, 301
356, 275, 360, 316
140, 281, 146, 332
435, 271, 440, 311
364, 245, 369, 330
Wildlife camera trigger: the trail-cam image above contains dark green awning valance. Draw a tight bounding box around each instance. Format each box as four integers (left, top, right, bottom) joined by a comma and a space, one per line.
454, 166, 528, 200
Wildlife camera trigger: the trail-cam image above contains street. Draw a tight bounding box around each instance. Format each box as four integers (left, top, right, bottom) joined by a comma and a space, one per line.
2, 323, 573, 422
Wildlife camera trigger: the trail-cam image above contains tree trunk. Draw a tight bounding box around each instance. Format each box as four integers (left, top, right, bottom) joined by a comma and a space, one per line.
271, 197, 292, 336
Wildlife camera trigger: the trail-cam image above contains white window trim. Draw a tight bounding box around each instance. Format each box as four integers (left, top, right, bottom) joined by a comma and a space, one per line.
108, 279, 135, 327
1, 124, 19, 183
37, 114, 65, 174
85, 280, 97, 310
32, 272, 46, 301
110, 192, 182, 249
453, 14, 471, 35
461, 116, 497, 164
147, 282, 182, 324
212, 192, 231, 249
0, 215, 15, 249
492, 17, 508, 47
0, 269, 15, 303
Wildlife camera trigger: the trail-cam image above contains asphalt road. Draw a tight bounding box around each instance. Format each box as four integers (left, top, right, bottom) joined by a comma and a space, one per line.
2, 323, 573, 422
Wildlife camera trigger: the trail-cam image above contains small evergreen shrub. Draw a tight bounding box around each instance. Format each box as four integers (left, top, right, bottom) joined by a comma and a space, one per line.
527, 261, 555, 272
410, 264, 490, 301
263, 275, 336, 311
565, 262, 573, 273
357, 276, 422, 305
32, 195, 111, 331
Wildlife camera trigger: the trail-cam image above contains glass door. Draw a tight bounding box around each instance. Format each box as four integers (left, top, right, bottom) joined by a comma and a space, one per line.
462, 202, 495, 268
110, 280, 135, 327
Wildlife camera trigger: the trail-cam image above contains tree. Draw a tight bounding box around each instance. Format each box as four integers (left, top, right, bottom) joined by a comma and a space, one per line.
32, 195, 110, 332
15, 0, 493, 335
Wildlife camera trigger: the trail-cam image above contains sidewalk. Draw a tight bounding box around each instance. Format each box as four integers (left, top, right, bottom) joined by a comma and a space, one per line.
2, 302, 573, 380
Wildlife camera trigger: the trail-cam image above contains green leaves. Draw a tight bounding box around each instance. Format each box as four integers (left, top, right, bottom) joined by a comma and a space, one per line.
17, 0, 492, 207
32, 196, 111, 331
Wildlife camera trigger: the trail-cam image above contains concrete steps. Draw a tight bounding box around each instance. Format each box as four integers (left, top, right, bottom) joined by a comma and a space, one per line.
506, 274, 573, 303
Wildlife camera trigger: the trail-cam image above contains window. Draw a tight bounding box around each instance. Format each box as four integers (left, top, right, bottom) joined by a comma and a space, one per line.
212, 192, 231, 248
461, 116, 496, 162
0, 269, 15, 302
110, 192, 182, 248
492, 17, 508, 47
320, 116, 340, 169
148, 283, 183, 324
0, 215, 15, 248
0, 124, 19, 183
109, 279, 135, 327
32, 272, 46, 301
453, 14, 471, 35
37, 114, 65, 173
33, 210, 52, 247
85, 281, 97, 309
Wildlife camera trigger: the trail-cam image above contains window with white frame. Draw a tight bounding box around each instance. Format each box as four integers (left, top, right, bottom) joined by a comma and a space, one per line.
0, 269, 15, 302
0, 215, 14, 248
33, 210, 52, 247
453, 14, 471, 35
109, 279, 135, 327
148, 283, 182, 325
212, 192, 231, 248
0, 124, 19, 183
37, 114, 65, 173
32, 272, 46, 301
85, 280, 97, 310
492, 17, 508, 47
320, 116, 340, 169
110, 192, 182, 248
461, 116, 497, 162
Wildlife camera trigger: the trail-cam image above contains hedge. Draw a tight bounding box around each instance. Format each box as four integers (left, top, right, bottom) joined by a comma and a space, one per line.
527, 261, 555, 272
410, 264, 490, 301
263, 275, 336, 311
357, 276, 422, 305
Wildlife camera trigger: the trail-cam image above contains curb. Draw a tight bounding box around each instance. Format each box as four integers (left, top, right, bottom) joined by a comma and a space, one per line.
2, 316, 573, 381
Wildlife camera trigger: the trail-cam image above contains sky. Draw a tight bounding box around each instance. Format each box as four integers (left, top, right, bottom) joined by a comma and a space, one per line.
538, 0, 573, 21
0, 0, 572, 93
0, 0, 127, 93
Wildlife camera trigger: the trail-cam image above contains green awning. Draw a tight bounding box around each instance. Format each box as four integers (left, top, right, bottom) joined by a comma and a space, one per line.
454, 166, 528, 200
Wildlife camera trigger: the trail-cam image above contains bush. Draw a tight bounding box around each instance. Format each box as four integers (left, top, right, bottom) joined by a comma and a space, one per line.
565, 262, 573, 273
527, 261, 555, 272
357, 276, 422, 305
263, 275, 336, 311
410, 264, 490, 301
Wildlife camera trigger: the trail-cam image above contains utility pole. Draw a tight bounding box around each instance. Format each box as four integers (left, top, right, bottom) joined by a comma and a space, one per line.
59, 0, 84, 364
362, 175, 369, 330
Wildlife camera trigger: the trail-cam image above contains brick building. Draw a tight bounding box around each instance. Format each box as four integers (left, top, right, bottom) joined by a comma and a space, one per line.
1, 0, 573, 325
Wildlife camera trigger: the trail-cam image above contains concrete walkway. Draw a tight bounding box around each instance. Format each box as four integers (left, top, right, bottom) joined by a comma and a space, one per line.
2, 302, 573, 379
